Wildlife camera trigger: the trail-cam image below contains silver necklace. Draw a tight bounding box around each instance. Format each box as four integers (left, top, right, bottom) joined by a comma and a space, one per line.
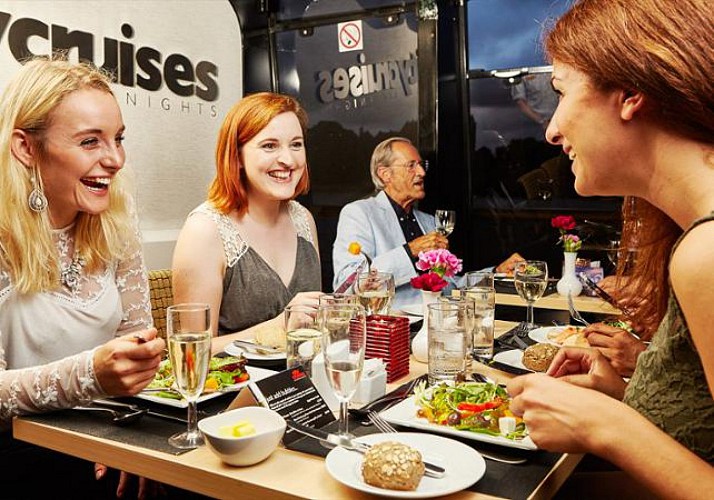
60, 253, 85, 291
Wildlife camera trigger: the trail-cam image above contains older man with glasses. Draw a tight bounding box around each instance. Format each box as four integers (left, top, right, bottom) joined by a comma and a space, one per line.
332, 137, 449, 308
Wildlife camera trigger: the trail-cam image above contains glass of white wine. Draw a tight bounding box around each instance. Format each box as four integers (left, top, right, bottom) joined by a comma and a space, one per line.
435, 209, 456, 236
285, 305, 321, 378
166, 303, 211, 449
514, 260, 549, 331
355, 271, 395, 315
319, 303, 366, 439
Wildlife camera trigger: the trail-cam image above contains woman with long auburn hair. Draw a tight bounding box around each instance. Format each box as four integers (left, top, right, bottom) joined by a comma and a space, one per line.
172, 92, 321, 353
507, 0, 714, 497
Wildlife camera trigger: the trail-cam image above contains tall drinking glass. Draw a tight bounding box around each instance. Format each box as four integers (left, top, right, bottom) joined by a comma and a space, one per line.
435, 209, 456, 236
318, 293, 359, 306
319, 304, 366, 439
427, 302, 472, 384
513, 261, 549, 330
166, 303, 211, 449
355, 271, 395, 315
285, 305, 321, 378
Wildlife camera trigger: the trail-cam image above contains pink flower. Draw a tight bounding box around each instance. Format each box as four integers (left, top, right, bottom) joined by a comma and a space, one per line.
410, 272, 449, 292
551, 215, 582, 252
415, 249, 463, 278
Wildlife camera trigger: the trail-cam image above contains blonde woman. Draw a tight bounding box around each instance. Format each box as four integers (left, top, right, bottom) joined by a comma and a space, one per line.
0, 59, 164, 496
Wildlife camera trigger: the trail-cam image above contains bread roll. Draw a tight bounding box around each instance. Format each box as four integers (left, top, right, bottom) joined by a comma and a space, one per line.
254, 324, 287, 350
362, 441, 425, 491
522, 343, 560, 372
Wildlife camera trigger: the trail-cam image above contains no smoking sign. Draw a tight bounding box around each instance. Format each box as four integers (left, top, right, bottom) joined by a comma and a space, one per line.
337, 20, 363, 52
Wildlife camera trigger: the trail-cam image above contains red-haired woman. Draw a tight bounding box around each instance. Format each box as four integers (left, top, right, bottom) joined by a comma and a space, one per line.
506, 0, 714, 497
172, 92, 321, 354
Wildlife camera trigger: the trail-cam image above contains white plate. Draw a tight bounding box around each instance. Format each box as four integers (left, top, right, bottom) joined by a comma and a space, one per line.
493, 349, 533, 373
135, 366, 277, 408
381, 398, 537, 451
224, 340, 286, 361
325, 432, 485, 498
527, 326, 583, 346
398, 304, 423, 317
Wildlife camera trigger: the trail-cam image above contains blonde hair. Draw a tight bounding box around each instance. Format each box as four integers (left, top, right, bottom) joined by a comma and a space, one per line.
0, 58, 135, 294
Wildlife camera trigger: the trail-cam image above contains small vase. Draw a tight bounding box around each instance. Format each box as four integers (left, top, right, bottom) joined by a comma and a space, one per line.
557, 251, 583, 297
411, 290, 442, 363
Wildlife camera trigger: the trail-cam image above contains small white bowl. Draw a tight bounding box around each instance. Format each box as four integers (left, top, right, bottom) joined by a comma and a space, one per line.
198, 406, 286, 466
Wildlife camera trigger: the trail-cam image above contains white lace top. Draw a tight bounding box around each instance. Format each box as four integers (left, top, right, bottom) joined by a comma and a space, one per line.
0, 223, 152, 429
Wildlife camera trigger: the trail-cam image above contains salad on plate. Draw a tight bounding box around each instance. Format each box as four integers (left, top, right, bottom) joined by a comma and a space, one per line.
413, 381, 527, 441
146, 355, 249, 400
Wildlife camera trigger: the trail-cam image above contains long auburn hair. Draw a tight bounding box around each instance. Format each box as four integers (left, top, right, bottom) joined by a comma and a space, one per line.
0, 58, 135, 294
545, 0, 714, 337
208, 92, 310, 216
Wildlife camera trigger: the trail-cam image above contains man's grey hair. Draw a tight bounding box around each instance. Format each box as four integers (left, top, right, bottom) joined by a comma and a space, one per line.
370, 137, 413, 190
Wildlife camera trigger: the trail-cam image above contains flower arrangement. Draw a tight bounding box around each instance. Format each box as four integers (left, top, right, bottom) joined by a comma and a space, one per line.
348, 241, 372, 267
410, 249, 463, 292
551, 215, 582, 252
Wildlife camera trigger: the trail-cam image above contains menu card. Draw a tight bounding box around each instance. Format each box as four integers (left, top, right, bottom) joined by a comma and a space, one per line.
251, 366, 335, 445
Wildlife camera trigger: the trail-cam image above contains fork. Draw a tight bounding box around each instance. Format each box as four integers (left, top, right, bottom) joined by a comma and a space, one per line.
366, 410, 528, 465
349, 377, 422, 423
567, 292, 590, 327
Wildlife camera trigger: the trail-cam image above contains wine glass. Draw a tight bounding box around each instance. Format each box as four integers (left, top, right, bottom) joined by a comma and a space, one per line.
355, 271, 395, 315
166, 303, 211, 449
435, 209, 456, 236
513, 261, 549, 331
319, 304, 366, 439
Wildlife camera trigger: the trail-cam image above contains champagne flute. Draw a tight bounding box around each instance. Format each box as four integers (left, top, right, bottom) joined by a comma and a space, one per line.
435, 209, 456, 236
355, 271, 395, 315
513, 260, 548, 331
166, 303, 211, 449
319, 303, 366, 439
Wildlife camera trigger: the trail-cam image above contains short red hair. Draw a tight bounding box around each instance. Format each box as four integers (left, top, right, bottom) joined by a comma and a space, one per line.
208, 92, 310, 215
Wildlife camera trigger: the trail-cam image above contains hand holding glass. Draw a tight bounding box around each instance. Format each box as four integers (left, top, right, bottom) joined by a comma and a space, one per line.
319, 304, 366, 439
435, 210, 456, 236
514, 261, 549, 330
166, 303, 211, 449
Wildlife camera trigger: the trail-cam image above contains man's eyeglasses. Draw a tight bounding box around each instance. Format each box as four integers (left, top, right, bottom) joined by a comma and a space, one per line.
390, 159, 429, 172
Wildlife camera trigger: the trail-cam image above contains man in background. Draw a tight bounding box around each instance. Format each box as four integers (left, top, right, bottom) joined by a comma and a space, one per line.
332, 137, 448, 308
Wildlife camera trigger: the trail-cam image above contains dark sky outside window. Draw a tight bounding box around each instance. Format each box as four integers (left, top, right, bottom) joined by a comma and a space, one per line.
467, 0, 570, 70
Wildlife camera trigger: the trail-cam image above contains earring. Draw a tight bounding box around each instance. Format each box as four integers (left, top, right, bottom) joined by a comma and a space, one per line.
28, 166, 48, 212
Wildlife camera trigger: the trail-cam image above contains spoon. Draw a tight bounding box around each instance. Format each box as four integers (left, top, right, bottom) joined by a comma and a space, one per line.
73, 405, 146, 426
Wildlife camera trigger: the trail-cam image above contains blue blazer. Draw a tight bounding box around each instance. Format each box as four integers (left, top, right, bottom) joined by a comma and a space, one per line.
332, 191, 436, 308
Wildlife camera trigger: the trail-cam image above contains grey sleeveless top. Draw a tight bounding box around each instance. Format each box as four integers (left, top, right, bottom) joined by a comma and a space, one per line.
623, 213, 714, 462
190, 201, 321, 334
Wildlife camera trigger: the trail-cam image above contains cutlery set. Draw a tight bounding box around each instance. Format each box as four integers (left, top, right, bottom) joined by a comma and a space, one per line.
74, 399, 191, 425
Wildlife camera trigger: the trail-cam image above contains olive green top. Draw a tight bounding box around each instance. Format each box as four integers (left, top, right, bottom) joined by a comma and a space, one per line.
623, 213, 714, 462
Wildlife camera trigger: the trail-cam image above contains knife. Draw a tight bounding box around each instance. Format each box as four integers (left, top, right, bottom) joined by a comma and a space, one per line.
285, 419, 446, 478
231, 340, 283, 355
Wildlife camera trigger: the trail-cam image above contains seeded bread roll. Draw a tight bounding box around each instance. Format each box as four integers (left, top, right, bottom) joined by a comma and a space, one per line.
254, 324, 287, 350
522, 343, 560, 372
361, 441, 425, 491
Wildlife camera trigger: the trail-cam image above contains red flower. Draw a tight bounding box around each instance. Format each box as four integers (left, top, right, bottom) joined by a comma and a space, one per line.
410, 272, 448, 292
551, 215, 576, 231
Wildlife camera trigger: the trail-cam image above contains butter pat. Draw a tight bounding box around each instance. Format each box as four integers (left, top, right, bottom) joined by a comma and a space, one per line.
219, 420, 256, 438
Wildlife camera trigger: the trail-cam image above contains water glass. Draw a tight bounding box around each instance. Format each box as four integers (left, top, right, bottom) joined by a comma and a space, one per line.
465, 270, 495, 289
285, 305, 321, 378
465, 286, 496, 359
427, 302, 472, 384
166, 303, 211, 449
355, 271, 395, 315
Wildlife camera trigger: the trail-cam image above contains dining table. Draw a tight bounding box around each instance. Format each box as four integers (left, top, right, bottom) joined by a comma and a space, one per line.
13, 320, 583, 500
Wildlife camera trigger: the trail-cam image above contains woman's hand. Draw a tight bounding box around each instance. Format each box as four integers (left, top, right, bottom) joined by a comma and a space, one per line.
95, 464, 166, 499
584, 322, 647, 377
507, 373, 620, 453
93, 329, 165, 396
284, 291, 323, 311
546, 347, 627, 400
